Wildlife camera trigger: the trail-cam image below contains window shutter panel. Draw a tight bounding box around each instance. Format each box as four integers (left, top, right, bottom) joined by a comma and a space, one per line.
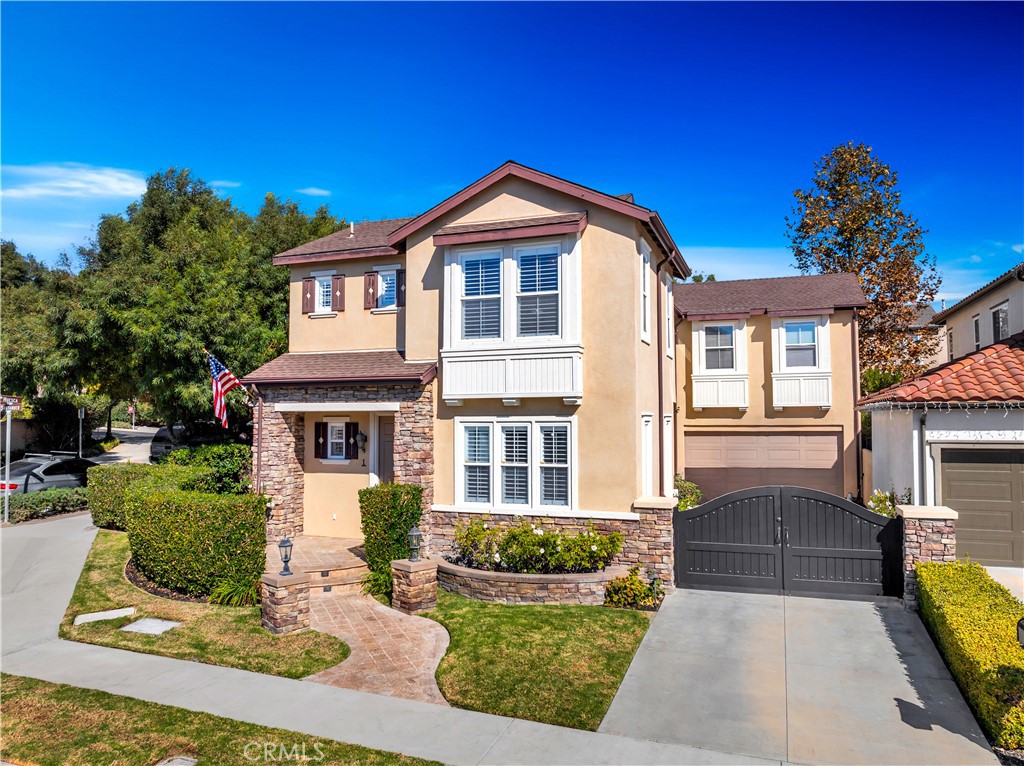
302, 278, 316, 314
314, 422, 327, 459
396, 269, 406, 307
364, 273, 377, 309
344, 422, 360, 460
331, 274, 345, 312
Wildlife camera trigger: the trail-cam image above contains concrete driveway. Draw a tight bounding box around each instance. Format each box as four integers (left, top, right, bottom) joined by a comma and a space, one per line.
600, 589, 997, 765
90, 426, 155, 465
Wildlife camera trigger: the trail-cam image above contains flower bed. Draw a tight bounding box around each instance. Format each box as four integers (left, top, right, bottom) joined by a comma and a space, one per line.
448, 519, 623, 574
437, 560, 629, 605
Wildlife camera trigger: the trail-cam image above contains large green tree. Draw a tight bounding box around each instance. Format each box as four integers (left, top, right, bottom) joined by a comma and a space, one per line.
785, 142, 941, 376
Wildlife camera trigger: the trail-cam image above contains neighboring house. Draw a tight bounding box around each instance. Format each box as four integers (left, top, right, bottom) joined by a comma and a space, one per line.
861, 331, 1024, 567
673, 275, 867, 501
933, 261, 1024, 361
243, 162, 689, 582
911, 305, 947, 370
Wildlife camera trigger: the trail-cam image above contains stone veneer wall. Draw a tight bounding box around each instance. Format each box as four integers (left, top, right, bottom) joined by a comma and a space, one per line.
426, 499, 675, 590
255, 382, 434, 542
438, 561, 629, 605
899, 505, 957, 611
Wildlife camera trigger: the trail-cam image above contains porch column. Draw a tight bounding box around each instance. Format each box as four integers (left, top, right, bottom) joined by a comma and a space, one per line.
898, 504, 957, 611
632, 496, 677, 593
258, 404, 305, 542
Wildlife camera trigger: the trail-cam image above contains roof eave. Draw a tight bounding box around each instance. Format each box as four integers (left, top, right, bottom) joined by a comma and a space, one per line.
273, 245, 404, 267
242, 369, 436, 387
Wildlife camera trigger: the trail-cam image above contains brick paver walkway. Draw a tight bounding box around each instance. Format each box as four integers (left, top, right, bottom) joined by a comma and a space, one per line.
306, 591, 450, 706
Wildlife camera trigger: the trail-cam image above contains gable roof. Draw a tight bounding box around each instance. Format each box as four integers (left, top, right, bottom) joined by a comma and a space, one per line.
932, 261, 1024, 323
386, 161, 690, 278
858, 331, 1024, 406
242, 350, 436, 386
273, 217, 414, 266
673, 273, 867, 319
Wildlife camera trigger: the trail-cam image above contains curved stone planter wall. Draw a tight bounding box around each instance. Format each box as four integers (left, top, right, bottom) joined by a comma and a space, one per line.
437, 561, 628, 605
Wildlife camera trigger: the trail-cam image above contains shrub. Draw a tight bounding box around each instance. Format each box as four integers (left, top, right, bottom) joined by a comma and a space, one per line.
358, 482, 424, 598
917, 560, 1024, 749
6, 487, 88, 523
209, 575, 262, 606
87, 463, 208, 530
450, 519, 623, 574
674, 475, 703, 510
161, 442, 251, 494
124, 488, 266, 597
604, 565, 664, 609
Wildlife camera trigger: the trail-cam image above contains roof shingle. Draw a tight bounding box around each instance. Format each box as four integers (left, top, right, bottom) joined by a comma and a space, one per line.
674, 273, 867, 318
273, 217, 415, 265
858, 331, 1024, 405
242, 350, 436, 386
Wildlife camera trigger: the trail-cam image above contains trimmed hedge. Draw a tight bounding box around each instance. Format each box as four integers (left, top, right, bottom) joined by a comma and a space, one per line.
87, 463, 208, 530
6, 488, 88, 523
160, 443, 252, 495
917, 560, 1024, 749
124, 488, 266, 597
358, 483, 423, 598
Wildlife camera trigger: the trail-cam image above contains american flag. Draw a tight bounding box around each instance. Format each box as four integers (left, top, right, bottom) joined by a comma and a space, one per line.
208, 353, 242, 428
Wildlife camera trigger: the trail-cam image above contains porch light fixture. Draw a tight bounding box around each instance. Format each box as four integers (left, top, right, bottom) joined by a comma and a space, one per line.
408, 525, 422, 562
278, 537, 294, 576
356, 431, 367, 452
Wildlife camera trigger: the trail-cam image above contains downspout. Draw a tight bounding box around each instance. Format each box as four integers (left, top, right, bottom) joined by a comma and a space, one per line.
853, 309, 863, 501
918, 408, 928, 505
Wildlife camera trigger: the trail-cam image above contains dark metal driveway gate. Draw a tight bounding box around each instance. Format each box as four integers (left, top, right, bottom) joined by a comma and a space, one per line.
674, 486, 901, 597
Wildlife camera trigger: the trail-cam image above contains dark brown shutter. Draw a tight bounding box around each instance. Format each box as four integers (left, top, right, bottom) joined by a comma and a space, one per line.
396, 269, 406, 307
314, 422, 328, 459
364, 272, 378, 309
331, 274, 345, 312
344, 422, 360, 460
302, 277, 316, 314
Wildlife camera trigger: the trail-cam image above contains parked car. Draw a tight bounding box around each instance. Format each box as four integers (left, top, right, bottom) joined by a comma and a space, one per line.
0, 453, 99, 494
149, 421, 249, 460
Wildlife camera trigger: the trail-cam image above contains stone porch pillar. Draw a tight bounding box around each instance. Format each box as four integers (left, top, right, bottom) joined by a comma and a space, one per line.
898, 504, 957, 611
261, 570, 311, 634
633, 496, 677, 593
391, 559, 438, 615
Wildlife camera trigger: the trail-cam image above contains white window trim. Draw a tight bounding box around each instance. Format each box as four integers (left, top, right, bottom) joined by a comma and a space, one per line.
991, 301, 1010, 342
514, 243, 562, 339
662, 414, 674, 497
771, 316, 831, 374
372, 264, 399, 313
454, 415, 577, 513
692, 319, 748, 377
973, 314, 981, 351
320, 416, 352, 464
664, 273, 675, 358
640, 414, 654, 497
640, 240, 652, 345
309, 269, 337, 317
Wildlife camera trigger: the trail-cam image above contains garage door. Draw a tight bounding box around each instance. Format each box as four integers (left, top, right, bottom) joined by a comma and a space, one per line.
941, 448, 1024, 567
684, 433, 844, 501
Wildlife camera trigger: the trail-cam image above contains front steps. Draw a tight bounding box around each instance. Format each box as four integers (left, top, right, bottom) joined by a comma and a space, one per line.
266, 535, 369, 594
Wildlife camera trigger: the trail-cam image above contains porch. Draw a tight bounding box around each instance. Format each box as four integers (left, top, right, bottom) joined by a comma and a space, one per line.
266, 535, 369, 593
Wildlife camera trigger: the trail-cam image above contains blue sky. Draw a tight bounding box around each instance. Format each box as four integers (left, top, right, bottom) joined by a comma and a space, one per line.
2, 2, 1021, 302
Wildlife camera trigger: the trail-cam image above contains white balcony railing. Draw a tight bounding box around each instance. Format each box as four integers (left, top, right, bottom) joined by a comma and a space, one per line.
691, 374, 749, 410
441, 346, 583, 405
772, 372, 832, 409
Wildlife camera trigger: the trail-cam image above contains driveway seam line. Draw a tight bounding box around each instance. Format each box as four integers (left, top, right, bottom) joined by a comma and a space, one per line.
472, 716, 515, 765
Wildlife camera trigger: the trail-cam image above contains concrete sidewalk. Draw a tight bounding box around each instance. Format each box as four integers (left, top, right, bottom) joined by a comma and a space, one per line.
1, 515, 775, 766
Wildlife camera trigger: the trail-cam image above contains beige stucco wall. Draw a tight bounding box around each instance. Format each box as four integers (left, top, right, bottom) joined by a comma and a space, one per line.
288, 256, 406, 353
943, 278, 1024, 358
301, 412, 371, 537
675, 310, 861, 497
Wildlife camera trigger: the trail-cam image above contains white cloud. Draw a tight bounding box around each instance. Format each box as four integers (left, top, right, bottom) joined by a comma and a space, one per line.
1, 163, 145, 199
679, 246, 799, 282
968, 254, 982, 264
296, 187, 331, 197
210, 180, 242, 188
1012, 244, 1023, 254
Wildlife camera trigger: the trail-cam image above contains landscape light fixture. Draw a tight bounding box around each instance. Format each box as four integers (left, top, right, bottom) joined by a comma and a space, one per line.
278, 537, 294, 576
408, 525, 422, 562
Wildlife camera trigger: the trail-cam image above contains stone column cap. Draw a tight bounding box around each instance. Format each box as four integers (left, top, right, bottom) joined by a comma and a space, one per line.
898, 505, 958, 521
261, 570, 311, 587
392, 558, 438, 573
632, 496, 678, 510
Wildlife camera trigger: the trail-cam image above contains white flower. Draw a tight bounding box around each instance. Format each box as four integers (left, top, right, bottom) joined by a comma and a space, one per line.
533, 528, 543, 536
591, 545, 597, 551
556, 545, 562, 552
493, 553, 501, 562
483, 523, 489, 529
539, 548, 545, 554
530, 523, 536, 529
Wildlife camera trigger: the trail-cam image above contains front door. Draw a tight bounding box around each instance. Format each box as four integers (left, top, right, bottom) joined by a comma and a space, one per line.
377, 416, 395, 483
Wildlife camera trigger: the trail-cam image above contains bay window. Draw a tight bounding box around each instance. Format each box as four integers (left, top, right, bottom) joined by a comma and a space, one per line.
501, 425, 529, 504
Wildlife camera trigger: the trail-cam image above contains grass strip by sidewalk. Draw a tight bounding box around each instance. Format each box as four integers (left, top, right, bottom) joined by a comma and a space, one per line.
61, 529, 349, 678
425, 590, 650, 731
0, 673, 441, 766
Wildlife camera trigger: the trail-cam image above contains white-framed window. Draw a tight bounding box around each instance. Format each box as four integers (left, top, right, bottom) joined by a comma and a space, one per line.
516, 245, 560, 337
313, 416, 357, 462
948, 330, 954, 361
640, 241, 651, 344
662, 414, 673, 497
992, 302, 1009, 342
641, 414, 654, 497
328, 422, 347, 459
783, 321, 818, 368
376, 269, 397, 310
973, 315, 981, 351
310, 269, 336, 315
665, 275, 675, 357
705, 325, 736, 370
456, 417, 575, 510
692, 320, 747, 377
461, 252, 502, 340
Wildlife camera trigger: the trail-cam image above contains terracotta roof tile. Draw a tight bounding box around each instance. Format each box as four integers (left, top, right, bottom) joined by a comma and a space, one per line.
273, 217, 416, 264
858, 331, 1024, 405
242, 350, 436, 386
674, 273, 867, 317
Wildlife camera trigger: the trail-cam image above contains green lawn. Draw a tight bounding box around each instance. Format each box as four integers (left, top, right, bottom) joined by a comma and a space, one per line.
0, 674, 441, 766
61, 530, 349, 678
425, 590, 650, 731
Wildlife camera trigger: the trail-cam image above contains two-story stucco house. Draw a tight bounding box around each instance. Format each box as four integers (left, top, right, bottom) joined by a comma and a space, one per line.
672, 275, 867, 501
244, 162, 690, 585
933, 261, 1024, 360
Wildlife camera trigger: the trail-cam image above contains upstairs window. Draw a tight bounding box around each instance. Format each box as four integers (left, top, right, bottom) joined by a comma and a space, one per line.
973, 315, 981, 351
992, 302, 1009, 342
784, 321, 818, 368
462, 255, 501, 340
704, 325, 735, 370
517, 247, 560, 337
376, 270, 397, 309
640, 242, 651, 343
316, 276, 333, 313
665, 275, 675, 357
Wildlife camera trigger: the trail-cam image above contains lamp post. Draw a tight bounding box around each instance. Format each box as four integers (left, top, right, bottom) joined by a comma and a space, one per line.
278, 537, 294, 576
408, 525, 422, 562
